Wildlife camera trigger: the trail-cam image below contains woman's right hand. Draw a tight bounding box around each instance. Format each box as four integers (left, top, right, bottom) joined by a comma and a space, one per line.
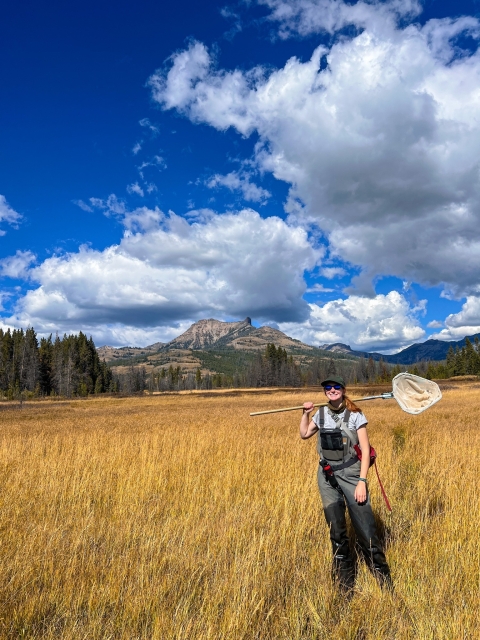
300, 402, 317, 439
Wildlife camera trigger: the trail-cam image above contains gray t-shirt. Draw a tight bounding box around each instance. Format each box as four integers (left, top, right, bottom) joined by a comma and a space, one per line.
312, 407, 368, 433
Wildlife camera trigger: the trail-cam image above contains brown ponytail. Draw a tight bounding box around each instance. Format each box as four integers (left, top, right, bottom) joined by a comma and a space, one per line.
345, 392, 362, 412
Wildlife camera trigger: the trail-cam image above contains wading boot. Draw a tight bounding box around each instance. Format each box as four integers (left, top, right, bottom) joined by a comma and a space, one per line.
370, 548, 393, 592
332, 542, 355, 595
374, 565, 393, 592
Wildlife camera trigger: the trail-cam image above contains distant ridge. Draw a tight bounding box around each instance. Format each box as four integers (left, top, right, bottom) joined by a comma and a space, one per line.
321, 334, 480, 365
99, 317, 480, 367
98, 317, 329, 367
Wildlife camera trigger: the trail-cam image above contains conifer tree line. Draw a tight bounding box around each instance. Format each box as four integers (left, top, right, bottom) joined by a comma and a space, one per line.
6, 327, 474, 399
242, 347, 402, 388
0, 328, 114, 398
424, 337, 480, 379
135, 345, 303, 392
135, 345, 412, 393
244, 345, 303, 387
141, 365, 229, 393
85, 340, 480, 395
138, 342, 478, 394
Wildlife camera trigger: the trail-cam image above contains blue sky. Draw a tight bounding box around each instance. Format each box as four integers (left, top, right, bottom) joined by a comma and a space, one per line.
1, 0, 480, 352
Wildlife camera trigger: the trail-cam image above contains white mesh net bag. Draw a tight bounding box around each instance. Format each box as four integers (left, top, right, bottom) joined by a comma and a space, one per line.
392, 373, 442, 415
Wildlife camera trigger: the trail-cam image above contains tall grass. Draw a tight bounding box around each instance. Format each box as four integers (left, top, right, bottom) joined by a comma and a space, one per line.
0, 386, 478, 639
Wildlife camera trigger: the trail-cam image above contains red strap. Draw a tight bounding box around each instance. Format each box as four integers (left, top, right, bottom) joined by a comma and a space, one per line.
353, 444, 391, 511
374, 460, 392, 512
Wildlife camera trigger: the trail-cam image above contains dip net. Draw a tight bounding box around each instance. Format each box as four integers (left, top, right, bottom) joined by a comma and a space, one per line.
392, 372, 442, 415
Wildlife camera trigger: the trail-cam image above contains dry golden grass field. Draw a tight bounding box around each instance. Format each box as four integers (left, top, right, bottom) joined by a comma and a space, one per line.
0, 384, 478, 639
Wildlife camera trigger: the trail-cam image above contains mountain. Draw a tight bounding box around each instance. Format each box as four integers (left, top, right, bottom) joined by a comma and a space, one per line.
321, 334, 480, 365
101, 317, 357, 377
383, 334, 480, 364
320, 343, 382, 360
166, 317, 254, 350
99, 319, 480, 369
164, 317, 316, 352
102, 316, 480, 375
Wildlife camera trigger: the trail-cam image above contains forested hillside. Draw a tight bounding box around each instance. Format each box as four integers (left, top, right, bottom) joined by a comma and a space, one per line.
142, 344, 406, 392
423, 337, 480, 379
2, 326, 479, 400
0, 328, 114, 398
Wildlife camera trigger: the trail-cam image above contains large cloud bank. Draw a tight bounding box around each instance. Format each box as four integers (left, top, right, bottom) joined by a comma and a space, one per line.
3, 201, 426, 349
281, 290, 426, 352
258, 0, 422, 37
150, 1, 480, 299
6, 208, 321, 345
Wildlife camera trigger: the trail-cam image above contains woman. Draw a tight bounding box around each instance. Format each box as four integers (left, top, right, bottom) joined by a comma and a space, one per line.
300, 375, 392, 593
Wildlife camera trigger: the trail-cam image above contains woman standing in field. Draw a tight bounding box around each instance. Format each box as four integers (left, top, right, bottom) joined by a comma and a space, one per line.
300, 375, 392, 594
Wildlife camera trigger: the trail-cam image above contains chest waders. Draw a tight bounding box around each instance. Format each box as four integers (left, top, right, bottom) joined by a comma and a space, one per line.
318, 408, 392, 511
316, 407, 392, 593
317, 407, 359, 489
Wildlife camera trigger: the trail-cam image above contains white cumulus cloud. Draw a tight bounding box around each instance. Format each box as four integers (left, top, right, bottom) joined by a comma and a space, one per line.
280, 291, 426, 351
258, 0, 422, 37
127, 182, 145, 197
431, 296, 480, 340
89, 194, 127, 217
72, 199, 94, 212
0, 250, 36, 279
320, 266, 347, 280
139, 118, 160, 134
6, 208, 322, 345
0, 195, 22, 234
149, 7, 480, 299
206, 171, 271, 203
306, 283, 334, 293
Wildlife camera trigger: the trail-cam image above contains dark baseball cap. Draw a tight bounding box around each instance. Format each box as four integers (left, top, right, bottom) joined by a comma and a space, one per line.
321, 375, 346, 388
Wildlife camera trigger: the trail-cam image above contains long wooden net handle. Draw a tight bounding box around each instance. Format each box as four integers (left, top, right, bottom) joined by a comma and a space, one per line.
249, 394, 393, 416
250, 402, 328, 416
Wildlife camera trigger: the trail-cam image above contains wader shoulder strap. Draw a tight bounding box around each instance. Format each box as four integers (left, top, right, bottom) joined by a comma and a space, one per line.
316, 406, 325, 456
319, 405, 325, 426
339, 409, 359, 450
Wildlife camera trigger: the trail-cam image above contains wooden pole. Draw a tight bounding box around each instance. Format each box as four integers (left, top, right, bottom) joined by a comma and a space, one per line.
249, 393, 394, 416
250, 402, 327, 416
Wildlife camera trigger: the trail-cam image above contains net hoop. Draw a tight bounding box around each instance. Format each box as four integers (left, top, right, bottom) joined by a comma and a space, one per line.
391, 372, 442, 415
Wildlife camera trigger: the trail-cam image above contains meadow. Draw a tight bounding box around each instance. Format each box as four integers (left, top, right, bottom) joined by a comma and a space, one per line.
0, 384, 478, 639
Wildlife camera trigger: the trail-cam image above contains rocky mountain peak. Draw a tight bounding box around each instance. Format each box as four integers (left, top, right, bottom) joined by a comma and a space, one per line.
166, 317, 254, 350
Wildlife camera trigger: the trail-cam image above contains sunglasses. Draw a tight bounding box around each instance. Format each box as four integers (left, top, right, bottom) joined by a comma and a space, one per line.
324, 384, 343, 391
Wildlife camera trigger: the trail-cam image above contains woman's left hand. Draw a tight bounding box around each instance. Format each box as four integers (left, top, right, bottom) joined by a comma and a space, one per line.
354, 481, 367, 504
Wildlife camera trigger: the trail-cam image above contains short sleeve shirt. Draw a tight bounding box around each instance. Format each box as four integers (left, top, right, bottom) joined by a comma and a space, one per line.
312, 407, 368, 433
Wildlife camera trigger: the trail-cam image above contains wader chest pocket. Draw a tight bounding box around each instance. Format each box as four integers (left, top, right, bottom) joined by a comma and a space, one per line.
320, 429, 345, 462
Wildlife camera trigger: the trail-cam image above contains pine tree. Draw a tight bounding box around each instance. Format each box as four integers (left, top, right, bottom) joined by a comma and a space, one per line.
327, 358, 337, 377
446, 346, 455, 378
367, 357, 376, 382
454, 346, 464, 376
377, 358, 389, 383
195, 367, 202, 389
464, 338, 476, 375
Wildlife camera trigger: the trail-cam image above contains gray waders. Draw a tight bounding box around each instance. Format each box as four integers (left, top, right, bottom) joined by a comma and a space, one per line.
317, 407, 392, 593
